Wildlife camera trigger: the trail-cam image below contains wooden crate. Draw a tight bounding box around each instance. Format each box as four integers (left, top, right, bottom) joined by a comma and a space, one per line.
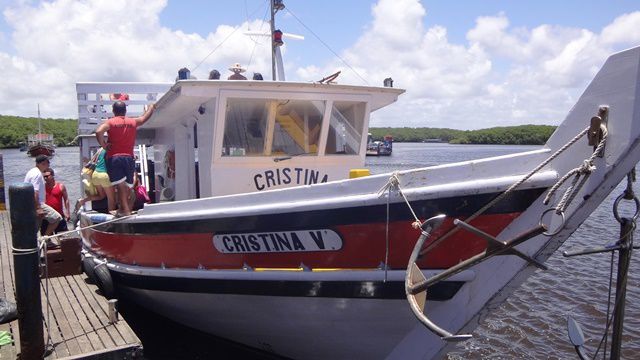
43, 237, 81, 278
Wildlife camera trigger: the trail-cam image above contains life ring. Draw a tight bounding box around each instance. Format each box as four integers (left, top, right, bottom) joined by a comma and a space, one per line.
94, 262, 116, 299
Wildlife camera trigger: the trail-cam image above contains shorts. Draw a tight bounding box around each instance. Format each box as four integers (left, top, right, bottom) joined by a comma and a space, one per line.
42, 204, 62, 224
91, 170, 111, 187
41, 219, 68, 235
36, 203, 63, 231
106, 155, 135, 187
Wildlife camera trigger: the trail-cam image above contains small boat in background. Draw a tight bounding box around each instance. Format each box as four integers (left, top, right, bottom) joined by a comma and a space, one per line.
27, 133, 55, 157
27, 104, 55, 157
367, 133, 393, 156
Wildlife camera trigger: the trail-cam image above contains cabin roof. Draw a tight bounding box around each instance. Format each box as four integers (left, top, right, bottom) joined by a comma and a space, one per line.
147, 80, 404, 129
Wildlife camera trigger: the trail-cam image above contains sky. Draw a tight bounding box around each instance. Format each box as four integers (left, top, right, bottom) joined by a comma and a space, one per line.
0, 0, 640, 129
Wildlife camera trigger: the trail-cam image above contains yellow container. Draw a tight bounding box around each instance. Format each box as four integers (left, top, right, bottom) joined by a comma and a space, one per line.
349, 168, 370, 178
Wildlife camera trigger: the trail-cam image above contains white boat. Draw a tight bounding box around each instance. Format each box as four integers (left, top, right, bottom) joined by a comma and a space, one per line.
75, 3, 640, 359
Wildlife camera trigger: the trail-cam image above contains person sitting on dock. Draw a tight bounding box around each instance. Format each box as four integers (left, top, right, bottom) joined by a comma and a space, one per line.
228, 63, 247, 80
42, 167, 70, 233
95, 101, 155, 216
23, 155, 62, 238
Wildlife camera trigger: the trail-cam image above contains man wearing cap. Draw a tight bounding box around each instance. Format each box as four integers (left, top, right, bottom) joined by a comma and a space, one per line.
24, 155, 61, 237
95, 100, 155, 216
228, 63, 247, 80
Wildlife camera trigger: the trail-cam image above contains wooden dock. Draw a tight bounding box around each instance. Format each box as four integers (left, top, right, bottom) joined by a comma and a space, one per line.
0, 211, 140, 359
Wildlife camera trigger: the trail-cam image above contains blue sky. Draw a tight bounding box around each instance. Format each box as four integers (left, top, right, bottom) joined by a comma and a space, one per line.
1, 0, 640, 129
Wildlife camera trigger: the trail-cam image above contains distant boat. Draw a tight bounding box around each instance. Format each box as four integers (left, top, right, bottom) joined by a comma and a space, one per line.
366, 134, 393, 156
27, 104, 55, 157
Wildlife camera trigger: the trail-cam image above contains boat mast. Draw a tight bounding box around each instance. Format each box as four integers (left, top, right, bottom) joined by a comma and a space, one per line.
270, 0, 285, 81
37, 103, 41, 135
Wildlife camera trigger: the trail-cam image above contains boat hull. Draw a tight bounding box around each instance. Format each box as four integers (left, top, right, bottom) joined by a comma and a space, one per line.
92, 264, 473, 360
27, 144, 55, 157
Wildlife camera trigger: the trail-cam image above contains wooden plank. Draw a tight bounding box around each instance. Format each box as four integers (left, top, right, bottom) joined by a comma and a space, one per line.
80, 273, 139, 345
0, 212, 19, 357
67, 275, 124, 347
70, 274, 139, 345
70, 274, 137, 344
39, 279, 72, 358
58, 275, 121, 350
49, 278, 91, 355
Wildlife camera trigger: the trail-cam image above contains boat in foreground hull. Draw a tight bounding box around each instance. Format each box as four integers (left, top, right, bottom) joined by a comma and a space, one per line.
78, 46, 640, 359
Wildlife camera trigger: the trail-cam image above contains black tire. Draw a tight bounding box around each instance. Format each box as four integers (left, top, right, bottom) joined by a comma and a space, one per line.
82, 257, 97, 284
94, 263, 116, 299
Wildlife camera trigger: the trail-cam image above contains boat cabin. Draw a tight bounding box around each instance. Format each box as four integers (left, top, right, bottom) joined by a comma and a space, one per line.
76, 80, 403, 205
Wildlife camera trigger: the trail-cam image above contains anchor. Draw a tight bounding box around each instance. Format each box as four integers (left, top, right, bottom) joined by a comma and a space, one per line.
405, 215, 548, 341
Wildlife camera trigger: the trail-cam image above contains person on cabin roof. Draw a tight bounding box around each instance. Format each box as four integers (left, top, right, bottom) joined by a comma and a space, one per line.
209, 69, 221, 80
95, 101, 155, 216
24, 155, 62, 241
252, 72, 264, 80
228, 63, 247, 80
42, 167, 69, 234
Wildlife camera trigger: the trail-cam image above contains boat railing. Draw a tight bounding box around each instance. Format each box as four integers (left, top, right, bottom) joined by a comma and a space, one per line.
76, 82, 171, 135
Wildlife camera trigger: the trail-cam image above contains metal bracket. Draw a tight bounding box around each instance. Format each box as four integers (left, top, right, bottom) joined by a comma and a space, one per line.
588, 106, 608, 157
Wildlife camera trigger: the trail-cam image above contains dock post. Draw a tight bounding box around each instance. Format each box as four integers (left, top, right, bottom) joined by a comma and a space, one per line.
0, 153, 5, 210
9, 183, 44, 359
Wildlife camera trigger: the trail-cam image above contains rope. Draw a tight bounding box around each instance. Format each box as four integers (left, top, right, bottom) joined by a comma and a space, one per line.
421, 126, 592, 254
543, 125, 608, 213
377, 172, 422, 229
39, 213, 136, 242
384, 185, 390, 281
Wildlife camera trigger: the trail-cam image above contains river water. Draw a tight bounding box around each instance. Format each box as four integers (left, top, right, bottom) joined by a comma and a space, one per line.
1, 143, 638, 359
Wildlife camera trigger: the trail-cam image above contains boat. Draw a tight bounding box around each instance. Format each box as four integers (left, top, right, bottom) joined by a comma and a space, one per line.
74, 3, 640, 359
18, 142, 27, 152
367, 133, 393, 156
26, 105, 55, 157
26, 133, 55, 157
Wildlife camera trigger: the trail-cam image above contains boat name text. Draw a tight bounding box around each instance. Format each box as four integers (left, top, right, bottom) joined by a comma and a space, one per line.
253, 167, 329, 191
213, 229, 342, 254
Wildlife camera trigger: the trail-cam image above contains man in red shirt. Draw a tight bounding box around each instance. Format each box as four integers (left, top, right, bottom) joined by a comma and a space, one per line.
42, 167, 69, 233
96, 101, 155, 216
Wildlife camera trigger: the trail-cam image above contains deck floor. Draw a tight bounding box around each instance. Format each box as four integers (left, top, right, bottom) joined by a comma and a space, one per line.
0, 210, 140, 359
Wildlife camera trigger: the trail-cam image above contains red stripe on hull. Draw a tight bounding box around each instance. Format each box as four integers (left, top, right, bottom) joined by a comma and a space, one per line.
87, 213, 520, 269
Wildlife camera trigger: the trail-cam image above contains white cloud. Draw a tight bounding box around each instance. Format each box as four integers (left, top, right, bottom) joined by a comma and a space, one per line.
0, 0, 273, 118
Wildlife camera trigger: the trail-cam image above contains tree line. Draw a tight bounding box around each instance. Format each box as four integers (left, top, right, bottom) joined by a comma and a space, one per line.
0, 114, 556, 148
369, 125, 556, 145
0, 115, 77, 148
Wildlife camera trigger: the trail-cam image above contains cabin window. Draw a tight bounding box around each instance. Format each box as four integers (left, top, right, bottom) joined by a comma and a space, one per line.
272, 99, 324, 156
222, 98, 325, 157
222, 98, 269, 156
325, 101, 366, 155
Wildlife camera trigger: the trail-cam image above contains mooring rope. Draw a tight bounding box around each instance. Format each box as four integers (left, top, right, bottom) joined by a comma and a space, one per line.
38, 213, 136, 242
420, 125, 594, 254
544, 125, 608, 214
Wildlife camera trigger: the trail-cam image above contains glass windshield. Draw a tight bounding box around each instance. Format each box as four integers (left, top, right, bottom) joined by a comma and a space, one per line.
222, 97, 366, 157
325, 101, 366, 155
272, 99, 324, 156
